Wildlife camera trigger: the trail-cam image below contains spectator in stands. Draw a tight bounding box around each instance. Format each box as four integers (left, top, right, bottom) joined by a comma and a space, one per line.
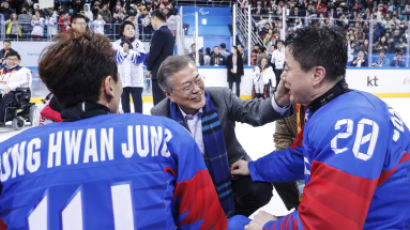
99, 3, 112, 35
46, 11, 59, 39
252, 57, 275, 99
59, 0, 72, 10
405, 3, 410, 20
226, 46, 244, 97
0, 51, 32, 125
219, 43, 230, 59
113, 21, 147, 113
188, 43, 204, 66
372, 50, 387, 67
111, 8, 125, 40
395, 36, 407, 54
91, 1, 101, 17
270, 40, 285, 87
138, 6, 152, 40
0, 1, 12, 20
70, 14, 88, 33
351, 50, 368, 67
93, 14, 105, 35
0, 40, 16, 65
373, 35, 389, 53
237, 44, 247, 65
5, 12, 22, 40
58, 11, 71, 33
83, 3, 93, 23
386, 36, 396, 53
390, 52, 405, 67
31, 10, 45, 41
203, 47, 211, 65
18, 7, 32, 40
211, 46, 225, 66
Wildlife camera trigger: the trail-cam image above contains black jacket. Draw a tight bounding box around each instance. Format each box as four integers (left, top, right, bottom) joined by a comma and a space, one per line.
144, 25, 175, 79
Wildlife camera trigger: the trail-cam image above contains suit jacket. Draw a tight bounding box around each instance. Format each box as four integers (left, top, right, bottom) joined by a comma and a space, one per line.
151, 87, 290, 165
226, 54, 244, 83
145, 25, 175, 79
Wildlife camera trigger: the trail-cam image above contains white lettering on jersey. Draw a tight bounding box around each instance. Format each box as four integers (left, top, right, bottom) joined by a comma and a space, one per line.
331, 119, 353, 154
122, 126, 134, 158
11, 141, 26, 178
161, 128, 172, 157
150, 126, 163, 157
135, 125, 149, 157
47, 131, 63, 168
388, 107, 405, 142
64, 130, 83, 165
304, 157, 311, 175
100, 128, 114, 161
330, 118, 379, 161
1, 148, 12, 182
121, 125, 173, 158
83, 129, 98, 163
27, 138, 41, 173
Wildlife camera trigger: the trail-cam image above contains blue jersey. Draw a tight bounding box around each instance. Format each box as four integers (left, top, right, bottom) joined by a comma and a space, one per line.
249, 90, 410, 229
0, 113, 227, 229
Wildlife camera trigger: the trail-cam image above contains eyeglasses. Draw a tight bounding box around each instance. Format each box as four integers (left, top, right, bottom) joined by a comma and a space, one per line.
175, 75, 204, 93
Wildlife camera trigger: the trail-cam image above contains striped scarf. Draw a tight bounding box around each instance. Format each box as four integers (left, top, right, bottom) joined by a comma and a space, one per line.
169, 91, 235, 217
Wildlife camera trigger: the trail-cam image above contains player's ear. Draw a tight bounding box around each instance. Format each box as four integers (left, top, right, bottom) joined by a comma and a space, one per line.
312, 66, 326, 86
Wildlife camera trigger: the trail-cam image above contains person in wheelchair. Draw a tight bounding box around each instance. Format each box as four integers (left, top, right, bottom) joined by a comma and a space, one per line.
0, 50, 32, 126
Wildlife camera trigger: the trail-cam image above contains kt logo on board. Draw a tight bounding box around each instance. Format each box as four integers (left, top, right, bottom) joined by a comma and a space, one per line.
367, 76, 379, 87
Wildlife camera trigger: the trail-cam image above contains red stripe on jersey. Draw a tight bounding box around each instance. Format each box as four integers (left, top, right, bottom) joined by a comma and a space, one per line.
174, 169, 227, 230
0, 218, 6, 230
283, 214, 292, 230
164, 167, 177, 177
279, 215, 289, 229
298, 161, 378, 230
378, 152, 410, 186
290, 125, 304, 150
292, 217, 298, 230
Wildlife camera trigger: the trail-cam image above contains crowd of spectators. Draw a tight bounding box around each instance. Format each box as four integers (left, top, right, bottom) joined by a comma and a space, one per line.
0, 0, 177, 41
240, 0, 409, 67
1, 0, 409, 68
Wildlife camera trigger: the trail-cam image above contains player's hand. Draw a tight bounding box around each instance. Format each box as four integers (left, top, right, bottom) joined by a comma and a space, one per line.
245, 210, 277, 230
122, 43, 129, 53
146, 71, 152, 78
2, 87, 11, 95
231, 160, 250, 176
274, 77, 290, 107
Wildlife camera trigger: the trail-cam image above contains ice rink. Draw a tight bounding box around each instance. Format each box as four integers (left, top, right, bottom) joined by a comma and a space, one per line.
0, 97, 409, 217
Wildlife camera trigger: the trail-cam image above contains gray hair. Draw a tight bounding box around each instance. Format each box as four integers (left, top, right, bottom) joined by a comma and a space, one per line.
157, 55, 196, 92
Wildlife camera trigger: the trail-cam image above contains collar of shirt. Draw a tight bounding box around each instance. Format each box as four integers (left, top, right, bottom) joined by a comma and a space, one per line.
157, 23, 167, 30
178, 106, 205, 154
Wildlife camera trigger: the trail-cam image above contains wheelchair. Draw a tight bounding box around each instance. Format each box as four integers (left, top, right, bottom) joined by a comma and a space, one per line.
3, 87, 36, 130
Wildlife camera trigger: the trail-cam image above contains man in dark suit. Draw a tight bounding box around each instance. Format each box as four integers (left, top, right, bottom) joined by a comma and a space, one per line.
145, 10, 175, 105
151, 55, 292, 217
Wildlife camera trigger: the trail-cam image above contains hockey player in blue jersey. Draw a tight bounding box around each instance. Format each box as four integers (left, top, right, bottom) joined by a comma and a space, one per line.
0, 31, 228, 229
230, 25, 410, 229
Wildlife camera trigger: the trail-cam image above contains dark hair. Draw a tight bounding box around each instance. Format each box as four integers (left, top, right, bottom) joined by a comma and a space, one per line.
70, 13, 87, 24
3, 40, 11, 44
220, 43, 226, 49
286, 26, 347, 81
120, 21, 136, 37
151, 10, 166, 22
39, 31, 118, 108
5, 50, 20, 60
157, 55, 195, 92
